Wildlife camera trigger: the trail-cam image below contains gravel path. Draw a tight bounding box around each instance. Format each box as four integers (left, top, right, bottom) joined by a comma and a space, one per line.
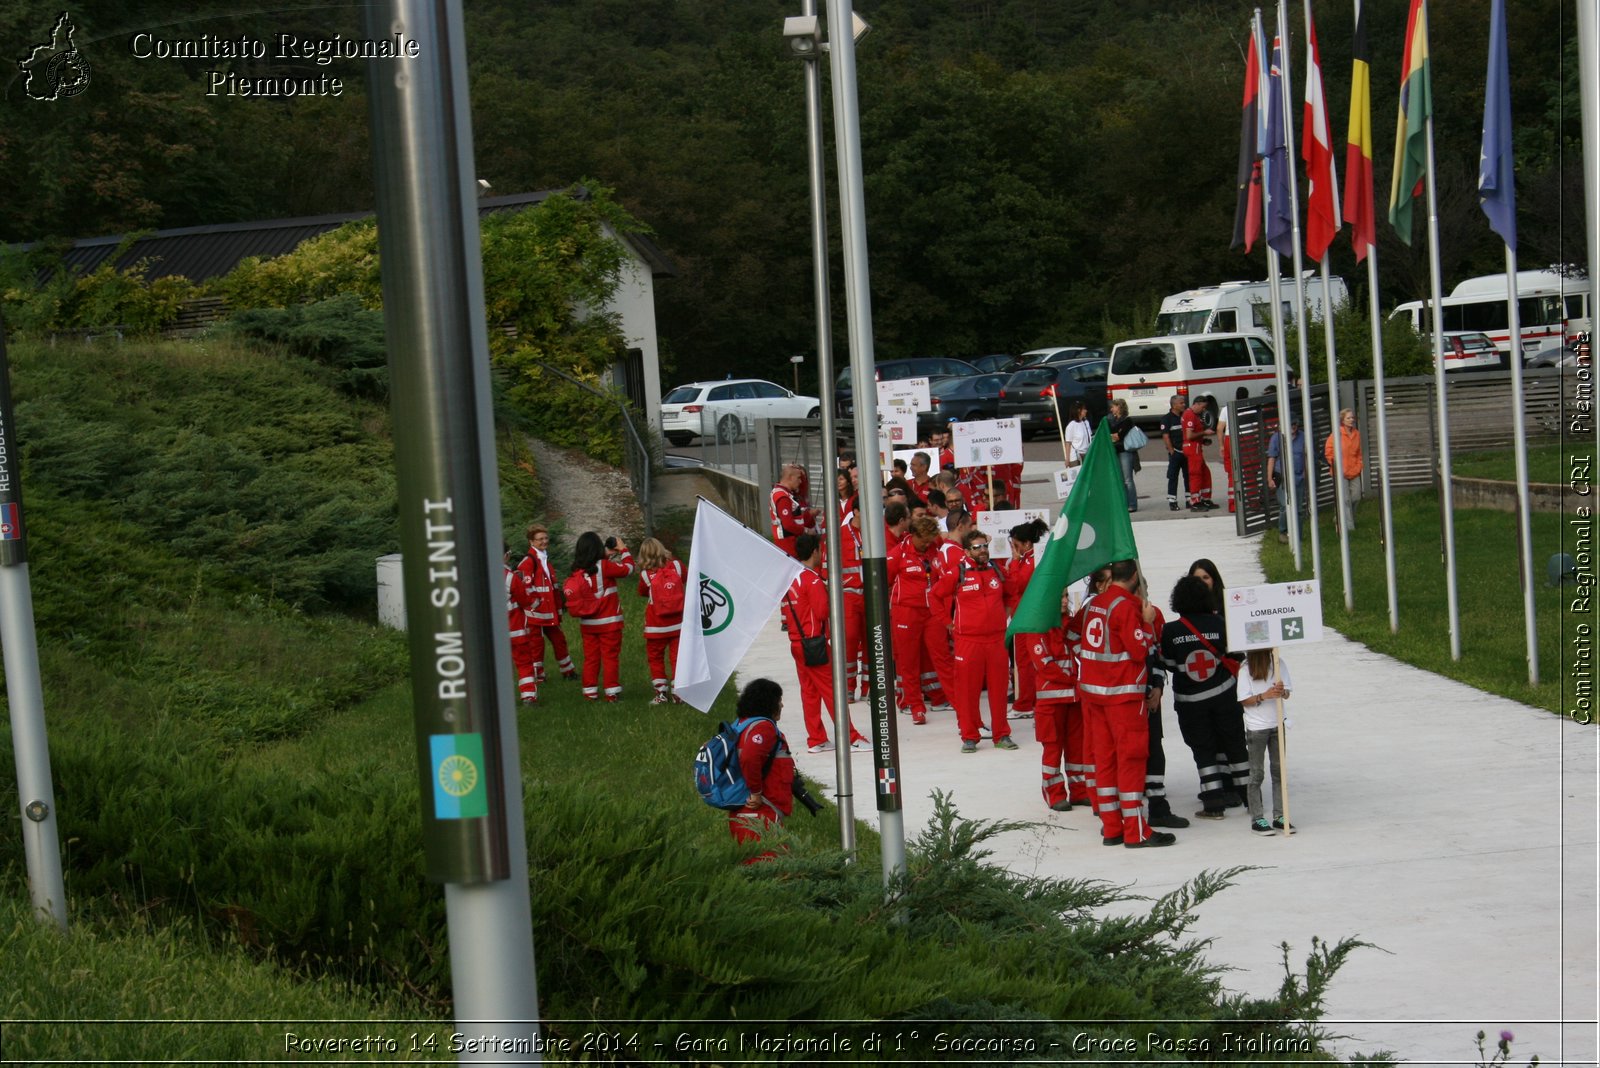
527, 438, 643, 555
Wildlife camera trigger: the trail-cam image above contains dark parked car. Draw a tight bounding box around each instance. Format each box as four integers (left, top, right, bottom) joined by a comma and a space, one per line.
996, 358, 1110, 439
916, 373, 1008, 437
1017, 345, 1107, 368
967, 354, 1019, 374
834, 356, 983, 419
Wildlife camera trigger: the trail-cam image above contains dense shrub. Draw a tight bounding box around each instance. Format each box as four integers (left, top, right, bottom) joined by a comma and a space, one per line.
225, 295, 390, 399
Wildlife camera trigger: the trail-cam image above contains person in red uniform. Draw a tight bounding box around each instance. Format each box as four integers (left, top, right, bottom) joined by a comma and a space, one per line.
518, 524, 576, 682
783, 534, 867, 753
1181, 395, 1216, 510
1005, 519, 1049, 720
770, 463, 811, 558
886, 518, 943, 725
726, 677, 796, 862
837, 509, 868, 701
909, 451, 935, 498
636, 536, 686, 704
994, 461, 1024, 509
504, 543, 539, 703
568, 531, 634, 701
1024, 585, 1081, 811
932, 529, 1019, 753
1076, 558, 1175, 848
883, 501, 911, 549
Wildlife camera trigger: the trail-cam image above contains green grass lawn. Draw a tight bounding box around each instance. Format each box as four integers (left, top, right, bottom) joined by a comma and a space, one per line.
1449, 441, 1584, 485
1262, 488, 1578, 717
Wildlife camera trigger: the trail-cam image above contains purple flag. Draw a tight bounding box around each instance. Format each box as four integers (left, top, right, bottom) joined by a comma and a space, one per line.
1478, 0, 1516, 250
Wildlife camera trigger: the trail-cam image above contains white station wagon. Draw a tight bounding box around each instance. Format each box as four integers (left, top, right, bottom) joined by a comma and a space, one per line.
660, 378, 821, 446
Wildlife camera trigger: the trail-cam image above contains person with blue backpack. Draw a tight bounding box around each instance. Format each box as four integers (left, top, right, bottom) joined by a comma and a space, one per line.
722, 678, 795, 859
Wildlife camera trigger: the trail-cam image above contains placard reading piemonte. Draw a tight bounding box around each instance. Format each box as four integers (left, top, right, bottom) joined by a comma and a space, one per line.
1223, 581, 1326, 651
951, 417, 1023, 468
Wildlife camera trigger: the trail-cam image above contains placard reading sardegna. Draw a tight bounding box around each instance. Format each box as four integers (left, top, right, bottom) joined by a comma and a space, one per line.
129, 31, 421, 97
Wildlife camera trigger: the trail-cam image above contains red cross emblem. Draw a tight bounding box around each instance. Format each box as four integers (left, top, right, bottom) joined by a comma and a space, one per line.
1184, 649, 1218, 681
1085, 616, 1106, 649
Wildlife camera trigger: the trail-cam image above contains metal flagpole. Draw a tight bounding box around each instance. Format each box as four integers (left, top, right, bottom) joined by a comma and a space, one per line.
825, 0, 907, 885
1422, 100, 1463, 662
0, 330, 67, 931
1258, 8, 1300, 562
365, 0, 540, 1054
1322, 257, 1353, 609
795, 0, 857, 850
1481, 0, 1537, 684
1367, 251, 1399, 631
1502, 250, 1537, 684
1276, 1, 1322, 581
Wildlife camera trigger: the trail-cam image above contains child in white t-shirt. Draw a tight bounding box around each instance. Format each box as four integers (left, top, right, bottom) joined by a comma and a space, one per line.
1239, 648, 1292, 835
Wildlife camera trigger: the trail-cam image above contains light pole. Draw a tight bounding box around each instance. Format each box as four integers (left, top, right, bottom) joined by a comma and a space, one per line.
784, 2, 908, 886
790, 353, 805, 395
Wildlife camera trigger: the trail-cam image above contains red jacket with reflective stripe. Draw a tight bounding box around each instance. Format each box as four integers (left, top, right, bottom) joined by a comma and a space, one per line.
574, 550, 634, 631
933, 559, 1012, 638
886, 539, 938, 613
1076, 588, 1154, 699
1024, 625, 1076, 701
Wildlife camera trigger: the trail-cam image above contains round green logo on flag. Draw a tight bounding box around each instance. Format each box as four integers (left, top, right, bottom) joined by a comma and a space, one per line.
699, 574, 735, 635
438, 754, 479, 798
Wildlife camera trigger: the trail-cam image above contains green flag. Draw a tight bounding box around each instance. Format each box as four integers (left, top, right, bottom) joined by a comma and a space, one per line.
1006, 421, 1138, 638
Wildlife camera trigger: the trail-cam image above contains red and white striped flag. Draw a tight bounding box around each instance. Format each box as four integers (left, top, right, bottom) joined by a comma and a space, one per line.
1301, 0, 1341, 262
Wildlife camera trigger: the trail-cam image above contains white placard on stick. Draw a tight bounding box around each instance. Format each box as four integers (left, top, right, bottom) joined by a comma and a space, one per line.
975, 508, 1050, 559
1223, 581, 1326, 651
951, 417, 1023, 468
877, 377, 931, 411
1053, 467, 1078, 500
878, 404, 917, 448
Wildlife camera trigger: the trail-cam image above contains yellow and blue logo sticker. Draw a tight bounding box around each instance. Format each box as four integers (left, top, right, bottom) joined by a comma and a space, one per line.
431, 733, 488, 819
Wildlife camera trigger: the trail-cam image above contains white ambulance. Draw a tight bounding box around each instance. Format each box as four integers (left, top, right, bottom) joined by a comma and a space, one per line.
1154, 275, 1349, 338
1106, 333, 1279, 422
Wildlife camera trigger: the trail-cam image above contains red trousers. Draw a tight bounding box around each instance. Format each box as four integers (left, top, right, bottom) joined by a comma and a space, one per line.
727, 804, 784, 864
1012, 642, 1037, 713
540, 624, 575, 679
510, 632, 540, 702
1081, 696, 1152, 843
842, 593, 866, 698
646, 634, 679, 694
1185, 443, 1213, 504
920, 614, 957, 706
953, 634, 1010, 742
1033, 699, 1071, 806
790, 644, 866, 748
580, 626, 623, 697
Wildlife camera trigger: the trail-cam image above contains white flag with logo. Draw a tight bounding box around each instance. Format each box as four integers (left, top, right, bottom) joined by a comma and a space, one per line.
674, 498, 805, 712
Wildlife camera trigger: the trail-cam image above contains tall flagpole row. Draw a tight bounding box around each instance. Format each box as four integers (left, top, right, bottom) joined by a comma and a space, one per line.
1422, 113, 1462, 661
1367, 250, 1400, 632
1275, 1, 1322, 583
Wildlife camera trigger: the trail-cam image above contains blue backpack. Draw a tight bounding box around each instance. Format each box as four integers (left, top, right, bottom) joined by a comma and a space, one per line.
694, 717, 777, 811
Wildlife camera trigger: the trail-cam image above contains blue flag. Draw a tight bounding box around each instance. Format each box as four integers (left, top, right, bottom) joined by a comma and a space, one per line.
1262, 32, 1296, 259
1478, 0, 1516, 250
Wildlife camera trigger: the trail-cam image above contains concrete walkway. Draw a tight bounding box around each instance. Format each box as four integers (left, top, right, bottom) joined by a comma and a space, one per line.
731, 453, 1598, 1067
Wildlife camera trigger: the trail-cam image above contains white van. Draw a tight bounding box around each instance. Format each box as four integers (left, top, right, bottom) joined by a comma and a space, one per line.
1106, 333, 1278, 422
1155, 275, 1349, 338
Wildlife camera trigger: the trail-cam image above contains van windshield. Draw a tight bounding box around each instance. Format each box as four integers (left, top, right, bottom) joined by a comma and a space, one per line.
1112, 343, 1177, 375
1155, 311, 1209, 335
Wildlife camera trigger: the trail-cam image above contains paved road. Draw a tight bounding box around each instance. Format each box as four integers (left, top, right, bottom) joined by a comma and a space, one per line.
727, 502, 1596, 1066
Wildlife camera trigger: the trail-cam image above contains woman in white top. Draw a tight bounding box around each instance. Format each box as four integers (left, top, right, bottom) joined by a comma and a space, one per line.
1239, 648, 1292, 835
1063, 401, 1093, 465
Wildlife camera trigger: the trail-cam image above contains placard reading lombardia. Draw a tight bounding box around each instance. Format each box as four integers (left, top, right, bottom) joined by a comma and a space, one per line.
130, 31, 420, 97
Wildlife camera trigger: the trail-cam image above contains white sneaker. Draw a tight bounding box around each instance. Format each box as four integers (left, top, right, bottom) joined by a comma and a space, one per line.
977, 724, 992, 739
927, 702, 953, 713
807, 741, 836, 753
850, 739, 870, 752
